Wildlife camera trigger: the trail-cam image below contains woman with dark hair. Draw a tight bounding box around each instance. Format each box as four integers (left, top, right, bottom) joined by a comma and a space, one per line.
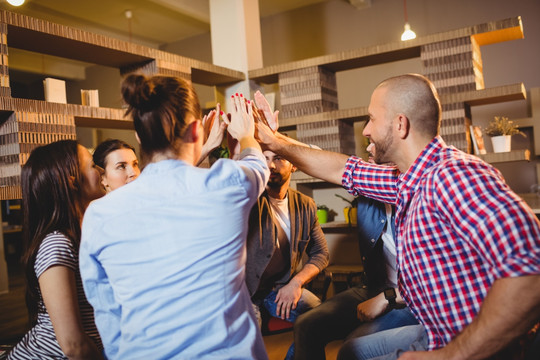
8, 140, 105, 360
93, 139, 140, 192
92, 111, 225, 193
80, 74, 270, 359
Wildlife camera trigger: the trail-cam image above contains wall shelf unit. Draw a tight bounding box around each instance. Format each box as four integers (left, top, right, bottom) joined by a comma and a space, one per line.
249, 16, 534, 161
0, 10, 245, 200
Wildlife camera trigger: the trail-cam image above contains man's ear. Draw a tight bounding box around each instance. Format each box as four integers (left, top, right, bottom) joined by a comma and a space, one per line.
396, 114, 410, 139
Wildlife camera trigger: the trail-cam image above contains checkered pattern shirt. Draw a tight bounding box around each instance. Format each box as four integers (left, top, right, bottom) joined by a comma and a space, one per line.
342, 136, 540, 349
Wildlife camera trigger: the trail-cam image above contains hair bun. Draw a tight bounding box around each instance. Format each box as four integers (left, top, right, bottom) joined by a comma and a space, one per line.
122, 74, 156, 111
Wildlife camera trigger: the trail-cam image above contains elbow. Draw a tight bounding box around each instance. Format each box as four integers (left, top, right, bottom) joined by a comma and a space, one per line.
58, 336, 98, 360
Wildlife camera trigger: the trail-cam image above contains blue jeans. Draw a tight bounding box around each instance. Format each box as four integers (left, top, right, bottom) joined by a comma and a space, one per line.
254, 288, 321, 360
293, 286, 418, 360
337, 324, 428, 360
263, 288, 321, 322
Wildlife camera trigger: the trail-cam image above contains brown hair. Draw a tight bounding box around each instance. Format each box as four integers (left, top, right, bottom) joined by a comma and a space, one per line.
121, 74, 201, 161
21, 140, 83, 324
377, 74, 441, 138
93, 138, 136, 169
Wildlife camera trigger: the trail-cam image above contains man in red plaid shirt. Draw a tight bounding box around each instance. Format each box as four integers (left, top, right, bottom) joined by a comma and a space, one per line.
256, 73, 540, 359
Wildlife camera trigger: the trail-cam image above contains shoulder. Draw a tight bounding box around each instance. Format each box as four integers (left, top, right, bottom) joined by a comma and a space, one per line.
428, 149, 503, 190
36, 232, 77, 277
289, 188, 316, 208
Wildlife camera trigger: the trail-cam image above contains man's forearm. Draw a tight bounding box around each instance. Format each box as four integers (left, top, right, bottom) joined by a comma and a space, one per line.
436, 275, 540, 360
290, 264, 321, 288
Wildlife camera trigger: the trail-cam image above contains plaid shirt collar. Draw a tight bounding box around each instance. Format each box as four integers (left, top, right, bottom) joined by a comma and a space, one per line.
397, 135, 446, 193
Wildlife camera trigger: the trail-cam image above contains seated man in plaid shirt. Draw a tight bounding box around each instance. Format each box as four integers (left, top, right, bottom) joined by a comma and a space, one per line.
255, 73, 540, 359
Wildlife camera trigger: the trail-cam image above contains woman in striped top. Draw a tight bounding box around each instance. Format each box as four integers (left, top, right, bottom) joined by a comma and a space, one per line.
8, 140, 106, 359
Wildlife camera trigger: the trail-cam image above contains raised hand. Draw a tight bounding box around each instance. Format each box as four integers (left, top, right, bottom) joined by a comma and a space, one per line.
225, 93, 255, 141
254, 90, 279, 131
202, 103, 226, 150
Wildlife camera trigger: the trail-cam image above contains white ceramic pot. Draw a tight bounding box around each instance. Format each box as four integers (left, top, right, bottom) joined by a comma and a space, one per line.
491, 135, 511, 153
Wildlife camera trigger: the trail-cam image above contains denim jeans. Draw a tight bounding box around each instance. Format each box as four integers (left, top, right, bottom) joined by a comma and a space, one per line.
263, 288, 321, 322
337, 324, 428, 360
254, 288, 321, 360
293, 286, 418, 360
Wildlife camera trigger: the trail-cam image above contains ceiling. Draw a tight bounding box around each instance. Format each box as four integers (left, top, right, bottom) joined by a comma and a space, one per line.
0, 0, 370, 81
0, 0, 349, 47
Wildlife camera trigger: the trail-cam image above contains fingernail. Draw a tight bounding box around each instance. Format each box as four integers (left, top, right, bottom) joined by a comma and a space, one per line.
220, 111, 223, 115
240, 94, 243, 97
235, 93, 239, 96
247, 100, 250, 104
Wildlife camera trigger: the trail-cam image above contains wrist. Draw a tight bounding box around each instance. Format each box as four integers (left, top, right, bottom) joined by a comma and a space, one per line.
383, 287, 397, 308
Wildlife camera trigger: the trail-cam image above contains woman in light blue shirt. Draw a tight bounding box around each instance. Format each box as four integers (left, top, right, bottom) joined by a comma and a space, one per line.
80, 74, 270, 360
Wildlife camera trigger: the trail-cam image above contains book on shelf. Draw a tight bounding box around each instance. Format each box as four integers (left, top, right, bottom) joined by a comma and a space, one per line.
81, 89, 99, 107
470, 125, 487, 155
43, 77, 67, 104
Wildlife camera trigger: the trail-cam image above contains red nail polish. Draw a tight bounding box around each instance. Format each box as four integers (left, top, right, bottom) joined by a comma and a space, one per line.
240, 94, 243, 97
235, 93, 239, 96
220, 111, 223, 115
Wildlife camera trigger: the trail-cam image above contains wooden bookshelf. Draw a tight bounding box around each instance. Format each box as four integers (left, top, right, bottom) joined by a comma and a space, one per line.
249, 17, 523, 84
0, 10, 246, 200
280, 83, 527, 130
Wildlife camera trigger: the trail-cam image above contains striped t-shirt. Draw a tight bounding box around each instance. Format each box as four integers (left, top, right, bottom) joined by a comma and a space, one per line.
8, 231, 102, 359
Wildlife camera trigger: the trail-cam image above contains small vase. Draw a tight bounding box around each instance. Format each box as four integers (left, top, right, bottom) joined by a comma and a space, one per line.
343, 207, 357, 225
316, 209, 328, 224
491, 135, 511, 153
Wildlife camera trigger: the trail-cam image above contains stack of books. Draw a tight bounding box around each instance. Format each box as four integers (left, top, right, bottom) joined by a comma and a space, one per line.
422, 36, 484, 153
81, 89, 99, 107
278, 66, 354, 154
0, 111, 76, 199
278, 66, 338, 119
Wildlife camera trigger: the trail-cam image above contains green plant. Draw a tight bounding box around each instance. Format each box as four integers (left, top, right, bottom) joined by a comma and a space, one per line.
484, 116, 526, 137
210, 145, 230, 159
317, 204, 329, 211
335, 194, 358, 208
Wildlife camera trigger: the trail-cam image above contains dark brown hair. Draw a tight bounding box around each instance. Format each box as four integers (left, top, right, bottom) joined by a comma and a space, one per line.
93, 138, 136, 169
21, 140, 84, 324
121, 74, 201, 161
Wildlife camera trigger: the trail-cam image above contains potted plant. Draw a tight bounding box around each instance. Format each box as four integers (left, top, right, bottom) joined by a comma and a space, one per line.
484, 116, 526, 153
316, 205, 329, 224
335, 194, 358, 225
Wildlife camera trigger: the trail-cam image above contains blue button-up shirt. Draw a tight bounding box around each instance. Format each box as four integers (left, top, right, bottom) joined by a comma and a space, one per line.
80, 148, 269, 360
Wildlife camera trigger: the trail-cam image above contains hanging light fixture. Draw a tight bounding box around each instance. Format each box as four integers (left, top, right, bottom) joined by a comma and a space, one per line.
7, 0, 25, 5
401, 0, 416, 41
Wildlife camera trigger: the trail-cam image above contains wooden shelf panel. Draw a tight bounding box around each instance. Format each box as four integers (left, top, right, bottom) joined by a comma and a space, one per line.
440, 83, 526, 106
280, 84, 526, 130
0, 97, 133, 128
1, 10, 244, 86
475, 149, 530, 163
249, 17, 523, 83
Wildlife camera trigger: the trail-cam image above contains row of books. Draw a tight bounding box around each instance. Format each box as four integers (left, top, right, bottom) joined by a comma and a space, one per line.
297, 119, 356, 155
281, 100, 339, 119
421, 37, 480, 60
0, 96, 126, 120
0, 23, 9, 92
279, 66, 339, 120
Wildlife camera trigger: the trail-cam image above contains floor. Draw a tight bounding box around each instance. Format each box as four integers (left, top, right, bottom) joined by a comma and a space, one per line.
263, 330, 342, 360
0, 260, 344, 359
